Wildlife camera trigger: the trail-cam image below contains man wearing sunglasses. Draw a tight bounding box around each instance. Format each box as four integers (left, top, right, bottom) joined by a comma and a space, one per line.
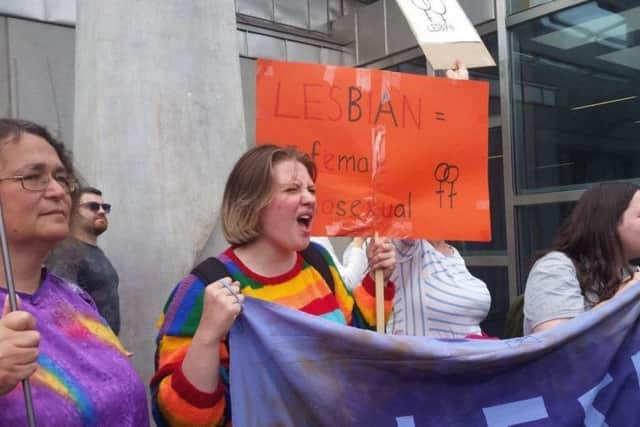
46, 186, 121, 335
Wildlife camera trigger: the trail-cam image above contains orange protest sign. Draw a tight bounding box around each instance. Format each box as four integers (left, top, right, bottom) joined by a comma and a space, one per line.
256, 59, 491, 241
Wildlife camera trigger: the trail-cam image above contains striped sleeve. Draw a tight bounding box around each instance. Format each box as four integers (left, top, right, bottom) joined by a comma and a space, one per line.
150, 274, 230, 427
312, 243, 394, 330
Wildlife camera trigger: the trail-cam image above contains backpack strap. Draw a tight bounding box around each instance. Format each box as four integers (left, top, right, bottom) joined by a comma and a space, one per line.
191, 256, 231, 285
192, 245, 335, 293
503, 294, 524, 338
301, 244, 335, 293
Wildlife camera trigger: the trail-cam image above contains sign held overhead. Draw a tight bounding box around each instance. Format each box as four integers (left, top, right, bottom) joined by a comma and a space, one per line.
395, 0, 496, 70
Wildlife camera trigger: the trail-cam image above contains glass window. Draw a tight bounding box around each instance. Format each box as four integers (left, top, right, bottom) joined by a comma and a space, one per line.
460, 35, 505, 254
453, 126, 507, 255
509, 0, 555, 14
511, 2, 640, 193
391, 57, 427, 75
470, 33, 500, 116
516, 201, 576, 290
469, 266, 509, 338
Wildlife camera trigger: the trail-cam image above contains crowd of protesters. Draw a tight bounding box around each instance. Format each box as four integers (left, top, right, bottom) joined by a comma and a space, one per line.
1, 63, 638, 425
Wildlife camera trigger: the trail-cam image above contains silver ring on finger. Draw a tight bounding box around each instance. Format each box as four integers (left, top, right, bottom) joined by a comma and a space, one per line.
220, 281, 241, 305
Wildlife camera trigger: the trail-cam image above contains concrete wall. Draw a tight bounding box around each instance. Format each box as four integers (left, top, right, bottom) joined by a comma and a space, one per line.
236, 0, 363, 31
0, 17, 74, 145
0, 0, 364, 30
73, 0, 247, 388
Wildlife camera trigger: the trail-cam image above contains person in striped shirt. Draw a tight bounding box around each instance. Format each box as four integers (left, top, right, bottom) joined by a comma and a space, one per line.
386, 61, 492, 339
386, 239, 491, 338
151, 145, 396, 427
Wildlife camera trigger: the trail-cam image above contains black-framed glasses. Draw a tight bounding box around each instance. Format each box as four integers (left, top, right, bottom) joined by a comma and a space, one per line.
80, 202, 112, 214
0, 173, 78, 193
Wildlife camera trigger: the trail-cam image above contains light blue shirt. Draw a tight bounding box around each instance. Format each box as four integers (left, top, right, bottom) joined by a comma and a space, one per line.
387, 240, 491, 338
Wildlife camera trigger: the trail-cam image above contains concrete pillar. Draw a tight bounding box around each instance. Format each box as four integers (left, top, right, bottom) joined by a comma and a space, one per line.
73, 0, 246, 387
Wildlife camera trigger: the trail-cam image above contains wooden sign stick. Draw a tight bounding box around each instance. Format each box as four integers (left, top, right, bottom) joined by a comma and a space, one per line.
0, 196, 37, 426
371, 126, 386, 333
374, 231, 385, 333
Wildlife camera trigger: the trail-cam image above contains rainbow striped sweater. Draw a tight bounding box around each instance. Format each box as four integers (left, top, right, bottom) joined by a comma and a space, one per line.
151, 243, 394, 427
0, 272, 149, 427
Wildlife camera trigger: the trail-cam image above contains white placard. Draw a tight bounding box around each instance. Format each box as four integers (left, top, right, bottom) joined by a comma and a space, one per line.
395, 0, 496, 70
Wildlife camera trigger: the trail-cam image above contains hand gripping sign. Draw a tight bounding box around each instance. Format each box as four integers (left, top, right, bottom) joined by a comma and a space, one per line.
256, 59, 491, 242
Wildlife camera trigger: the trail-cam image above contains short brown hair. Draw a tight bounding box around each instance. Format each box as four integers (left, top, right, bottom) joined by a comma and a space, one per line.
222, 144, 317, 247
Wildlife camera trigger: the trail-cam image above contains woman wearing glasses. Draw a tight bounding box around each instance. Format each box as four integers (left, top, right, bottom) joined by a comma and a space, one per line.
0, 119, 148, 426
151, 144, 396, 427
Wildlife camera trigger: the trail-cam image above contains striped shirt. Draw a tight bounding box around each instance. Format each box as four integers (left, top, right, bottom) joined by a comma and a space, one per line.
151, 243, 393, 427
386, 240, 491, 338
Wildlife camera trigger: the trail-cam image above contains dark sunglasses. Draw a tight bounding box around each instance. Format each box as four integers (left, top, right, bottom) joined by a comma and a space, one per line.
80, 202, 112, 213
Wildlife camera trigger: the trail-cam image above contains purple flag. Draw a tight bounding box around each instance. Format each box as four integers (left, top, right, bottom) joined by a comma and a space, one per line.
230, 285, 640, 426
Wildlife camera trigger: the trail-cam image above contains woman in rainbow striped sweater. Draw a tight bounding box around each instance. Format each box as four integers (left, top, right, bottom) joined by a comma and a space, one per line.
151, 145, 396, 426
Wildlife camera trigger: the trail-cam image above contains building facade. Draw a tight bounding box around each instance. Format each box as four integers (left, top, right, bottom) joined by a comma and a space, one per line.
0, 0, 638, 380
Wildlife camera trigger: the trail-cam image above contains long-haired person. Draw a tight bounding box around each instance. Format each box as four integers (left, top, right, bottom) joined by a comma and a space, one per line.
524, 182, 640, 334
151, 145, 395, 426
0, 119, 149, 426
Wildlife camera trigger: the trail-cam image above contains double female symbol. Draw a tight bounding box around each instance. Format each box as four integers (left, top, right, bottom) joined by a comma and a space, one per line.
434, 162, 459, 208
410, 0, 448, 24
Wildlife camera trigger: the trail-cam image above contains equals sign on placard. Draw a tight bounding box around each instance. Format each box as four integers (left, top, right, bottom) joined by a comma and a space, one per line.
435, 112, 446, 121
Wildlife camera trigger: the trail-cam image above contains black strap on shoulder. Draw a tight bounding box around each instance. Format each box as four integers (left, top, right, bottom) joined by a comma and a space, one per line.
191, 257, 230, 285
191, 245, 335, 292
503, 294, 524, 338
301, 244, 335, 293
